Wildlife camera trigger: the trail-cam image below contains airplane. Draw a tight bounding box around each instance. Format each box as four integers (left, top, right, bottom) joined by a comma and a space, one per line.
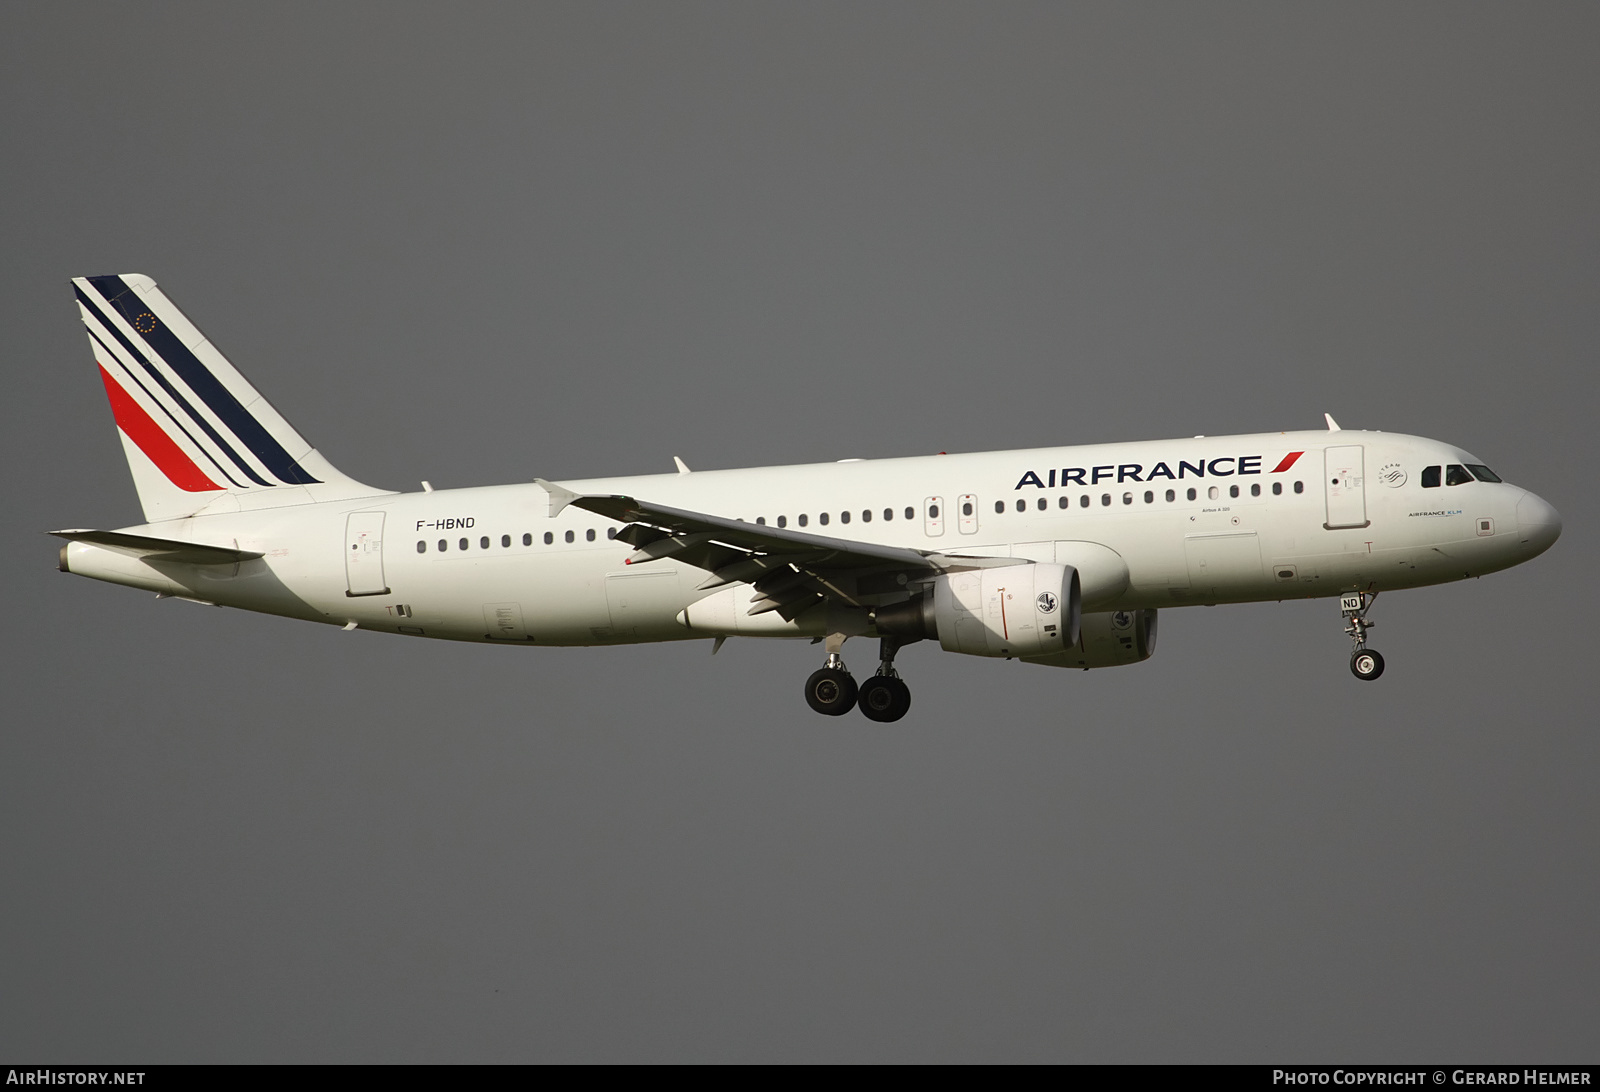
54, 274, 1563, 722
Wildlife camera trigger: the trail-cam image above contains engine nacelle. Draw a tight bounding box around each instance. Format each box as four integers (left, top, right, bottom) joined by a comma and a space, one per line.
1023, 608, 1158, 670
931, 563, 1080, 658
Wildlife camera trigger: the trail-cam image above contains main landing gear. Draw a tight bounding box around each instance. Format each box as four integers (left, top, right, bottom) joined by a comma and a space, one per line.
803, 636, 913, 722
1341, 591, 1385, 681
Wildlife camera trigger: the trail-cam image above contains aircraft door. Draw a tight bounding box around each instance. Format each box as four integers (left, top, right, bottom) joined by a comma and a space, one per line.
958, 494, 979, 534
923, 497, 945, 537
1324, 445, 1370, 529
344, 512, 390, 597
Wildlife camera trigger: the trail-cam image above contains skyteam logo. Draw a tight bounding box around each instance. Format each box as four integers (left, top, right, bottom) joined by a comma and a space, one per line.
1014, 451, 1304, 489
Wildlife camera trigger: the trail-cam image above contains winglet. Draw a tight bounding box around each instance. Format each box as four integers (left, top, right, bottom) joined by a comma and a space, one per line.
673, 456, 691, 475
533, 478, 580, 517
1324, 413, 1342, 432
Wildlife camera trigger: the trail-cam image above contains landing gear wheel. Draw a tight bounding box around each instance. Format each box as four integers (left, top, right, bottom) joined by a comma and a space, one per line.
1350, 649, 1385, 681
804, 667, 858, 716
857, 676, 912, 723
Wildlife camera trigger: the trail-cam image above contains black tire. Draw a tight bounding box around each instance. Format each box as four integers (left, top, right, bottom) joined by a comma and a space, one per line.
857, 675, 912, 722
1350, 648, 1385, 681
804, 667, 858, 715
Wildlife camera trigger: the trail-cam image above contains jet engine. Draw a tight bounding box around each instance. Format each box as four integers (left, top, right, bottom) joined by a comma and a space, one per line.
868, 562, 1080, 659
873, 563, 1081, 657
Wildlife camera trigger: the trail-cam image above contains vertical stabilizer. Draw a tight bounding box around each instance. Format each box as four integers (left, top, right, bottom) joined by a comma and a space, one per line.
73, 274, 392, 521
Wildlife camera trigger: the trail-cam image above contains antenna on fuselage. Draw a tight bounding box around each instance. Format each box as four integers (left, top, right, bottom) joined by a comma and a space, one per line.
1324, 413, 1342, 431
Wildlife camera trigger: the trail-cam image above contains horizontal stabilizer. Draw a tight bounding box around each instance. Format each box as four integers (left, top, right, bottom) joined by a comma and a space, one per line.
49, 529, 263, 565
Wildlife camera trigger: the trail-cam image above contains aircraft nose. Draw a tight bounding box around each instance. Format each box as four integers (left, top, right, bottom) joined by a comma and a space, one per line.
1516, 491, 1562, 558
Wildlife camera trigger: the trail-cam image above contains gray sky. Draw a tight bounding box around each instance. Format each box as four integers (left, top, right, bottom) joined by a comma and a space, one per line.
3, 2, 1595, 1062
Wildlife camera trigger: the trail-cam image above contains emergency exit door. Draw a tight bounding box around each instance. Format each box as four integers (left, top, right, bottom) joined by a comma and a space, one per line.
345, 512, 390, 596
1323, 446, 1369, 530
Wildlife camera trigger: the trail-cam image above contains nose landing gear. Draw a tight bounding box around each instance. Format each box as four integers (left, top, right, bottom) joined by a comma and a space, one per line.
1342, 592, 1385, 681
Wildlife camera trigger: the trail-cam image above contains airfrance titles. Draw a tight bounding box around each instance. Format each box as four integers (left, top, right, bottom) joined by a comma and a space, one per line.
1014, 452, 1301, 491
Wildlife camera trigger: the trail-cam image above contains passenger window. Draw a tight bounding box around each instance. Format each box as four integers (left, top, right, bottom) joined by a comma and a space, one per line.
840, 511, 851, 524
1446, 464, 1474, 486
586, 528, 596, 541
416, 541, 426, 554
1467, 464, 1502, 483
523, 533, 532, 546
1272, 482, 1282, 495
1037, 497, 1047, 511
564, 530, 574, 543
1294, 481, 1304, 494
1165, 489, 1175, 502
438, 539, 447, 552
883, 509, 893, 521
905, 507, 915, 520
1250, 484, 1260, 497
1207, 487, 1219, 501
1187, 488, 1197, 501
1229, 485, 1239, 499
607, 528, 616, 539
502, 534, 511, 547
480, 536, 490, 549
1059, 496, 1069, 509
1122, 492, 1133, 505
544, 532, 553, 545
1101, 494, 1111, 506
1016, 499, 1027, 512
821, 513, 831, 525
756, 517, 766, 525
799, 514, 809, 527
1143, 491, 1153, 503
777, 516, 787, 528
862, 509, 871, 522
459, 538, 469, 550
1080, 495, 1089, 508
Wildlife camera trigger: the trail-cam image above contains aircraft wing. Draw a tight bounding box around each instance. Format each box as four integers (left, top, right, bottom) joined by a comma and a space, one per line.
534, 479, 1013, 619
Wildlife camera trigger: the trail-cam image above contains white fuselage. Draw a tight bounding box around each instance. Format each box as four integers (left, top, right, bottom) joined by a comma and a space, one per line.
62, 429, 1558, 647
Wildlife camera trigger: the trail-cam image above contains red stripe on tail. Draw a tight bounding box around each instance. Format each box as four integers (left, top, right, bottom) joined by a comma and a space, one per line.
1270, 451, 1305, 473
97, 365, 222, 492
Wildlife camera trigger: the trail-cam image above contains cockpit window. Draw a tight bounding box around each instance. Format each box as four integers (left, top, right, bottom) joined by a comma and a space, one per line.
1445, 464, 1474, 486
1466, 464, 1502, 483
1421, 466, 1441, 488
